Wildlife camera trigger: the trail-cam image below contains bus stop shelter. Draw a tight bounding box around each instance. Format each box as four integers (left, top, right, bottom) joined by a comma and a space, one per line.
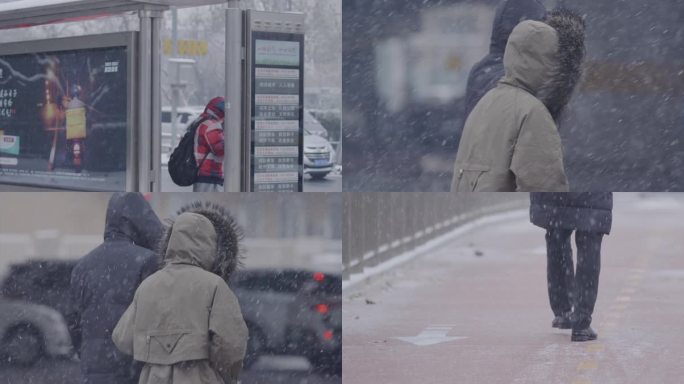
0, 0, 305, 192
0, 1, 216, 192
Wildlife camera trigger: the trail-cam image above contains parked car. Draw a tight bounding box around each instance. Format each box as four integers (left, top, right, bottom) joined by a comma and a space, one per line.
1, 260, 76, 318
304, 127, 336, 180
303, 111, 336, 180
0, 260, 76, 365
287, 271, 342, 375
0, 299, 73, 365
228, 268, 342, 374
228, 269, 309, 367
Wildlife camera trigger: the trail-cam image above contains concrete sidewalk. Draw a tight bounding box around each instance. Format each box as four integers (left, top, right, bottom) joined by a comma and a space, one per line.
342, 195, 684, 384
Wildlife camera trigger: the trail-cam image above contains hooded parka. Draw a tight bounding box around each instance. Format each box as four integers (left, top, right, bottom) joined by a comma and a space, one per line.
112, 204, 247, 384
67, 192, 162, 384
451, 10, 585, 192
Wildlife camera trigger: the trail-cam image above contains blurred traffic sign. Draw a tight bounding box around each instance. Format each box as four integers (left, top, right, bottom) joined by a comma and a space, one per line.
162, 39, 208, 56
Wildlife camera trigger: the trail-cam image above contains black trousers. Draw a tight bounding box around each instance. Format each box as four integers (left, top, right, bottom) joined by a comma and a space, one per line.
545, 229, 603, 329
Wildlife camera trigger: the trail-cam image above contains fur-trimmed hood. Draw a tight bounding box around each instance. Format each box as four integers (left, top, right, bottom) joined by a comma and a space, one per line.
501, 8, 585, 120
158, 202, 244, 280
539, 8, 586, 121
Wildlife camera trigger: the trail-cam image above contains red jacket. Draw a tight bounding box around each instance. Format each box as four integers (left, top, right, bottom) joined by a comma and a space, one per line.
194, 117, 224, 183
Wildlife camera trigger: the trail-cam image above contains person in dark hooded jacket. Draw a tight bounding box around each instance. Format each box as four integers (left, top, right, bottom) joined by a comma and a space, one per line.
530, 192, 613, 342
66, 193, 162, 384
452, 9, 585, 191
462, 0, 547, 121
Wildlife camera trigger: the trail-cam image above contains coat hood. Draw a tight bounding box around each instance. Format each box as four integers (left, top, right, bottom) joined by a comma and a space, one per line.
104, 192, 162, 251
501, 9, 586, 121
163, 212, 217, 271
502, 20, 559, 96
158, 202, 244, 279
489, 0, 547, 55
462, 0, 547, 120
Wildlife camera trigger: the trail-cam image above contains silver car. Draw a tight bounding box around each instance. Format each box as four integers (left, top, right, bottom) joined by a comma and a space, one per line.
0, 299, 72, 365
303, 131, 336, 180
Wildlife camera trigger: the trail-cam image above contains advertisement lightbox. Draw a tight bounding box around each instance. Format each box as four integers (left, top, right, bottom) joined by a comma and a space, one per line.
0, 33, 136, 191
248, 14, 305, 193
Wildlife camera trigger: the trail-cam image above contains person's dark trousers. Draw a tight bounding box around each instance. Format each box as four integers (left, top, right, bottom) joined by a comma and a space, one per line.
573, 231, 602, 329
546, 229, 603, 328
545, 229, 575, 317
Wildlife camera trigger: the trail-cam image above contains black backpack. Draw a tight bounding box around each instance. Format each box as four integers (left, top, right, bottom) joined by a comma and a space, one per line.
168, 117, 209, 187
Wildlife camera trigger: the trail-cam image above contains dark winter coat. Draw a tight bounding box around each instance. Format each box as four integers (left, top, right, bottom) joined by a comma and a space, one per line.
530, 192, 614, 234
463, 0, 547, 120
67, 193, 162, 384
451, 9, 585, 192
113, 202, 247, 384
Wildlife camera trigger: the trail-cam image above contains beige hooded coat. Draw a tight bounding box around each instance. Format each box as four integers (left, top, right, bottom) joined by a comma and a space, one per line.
451, 20, 570, 192
112, 212, 248, 384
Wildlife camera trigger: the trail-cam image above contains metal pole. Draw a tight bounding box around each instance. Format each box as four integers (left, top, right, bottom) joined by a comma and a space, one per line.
151, 12, 163, 192
225, 0, 244, 192
138, 9, 162, 192
171, 7, 180, 149
342, 194, 350, 279
138, 10, 152, 192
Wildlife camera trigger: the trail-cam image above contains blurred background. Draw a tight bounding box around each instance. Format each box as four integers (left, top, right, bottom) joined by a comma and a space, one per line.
343, 0, 684, 191
0, 192, 341, 383
0, 193, 341, 273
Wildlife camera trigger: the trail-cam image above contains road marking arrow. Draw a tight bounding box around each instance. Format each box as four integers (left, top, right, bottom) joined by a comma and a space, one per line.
394, 326, 467, 346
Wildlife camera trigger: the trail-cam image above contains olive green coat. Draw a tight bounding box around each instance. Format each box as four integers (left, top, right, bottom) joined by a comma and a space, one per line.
452, 20, 570, 192
113, 212, 248, 384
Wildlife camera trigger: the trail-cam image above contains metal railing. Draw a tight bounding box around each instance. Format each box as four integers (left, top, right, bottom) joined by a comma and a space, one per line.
343, 193, 529, 279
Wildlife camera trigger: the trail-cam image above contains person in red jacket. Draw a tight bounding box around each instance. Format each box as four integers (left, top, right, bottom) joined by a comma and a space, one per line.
194, 96, 225, 192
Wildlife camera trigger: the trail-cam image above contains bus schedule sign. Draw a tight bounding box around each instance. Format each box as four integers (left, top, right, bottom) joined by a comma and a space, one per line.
250, 32, 304, 192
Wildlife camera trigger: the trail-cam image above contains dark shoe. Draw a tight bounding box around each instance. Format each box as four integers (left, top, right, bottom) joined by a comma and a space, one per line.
571, 326, 597, 342
552, 312, 573, 329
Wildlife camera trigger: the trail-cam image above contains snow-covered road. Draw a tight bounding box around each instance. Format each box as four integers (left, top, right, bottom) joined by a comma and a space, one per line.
342, 193, 684, 384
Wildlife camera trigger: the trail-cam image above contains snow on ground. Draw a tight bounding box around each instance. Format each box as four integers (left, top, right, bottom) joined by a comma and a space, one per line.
343, 193, 684, 384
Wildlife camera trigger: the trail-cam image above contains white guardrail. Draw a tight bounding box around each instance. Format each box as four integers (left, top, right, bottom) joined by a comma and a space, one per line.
342, 193, 529, 280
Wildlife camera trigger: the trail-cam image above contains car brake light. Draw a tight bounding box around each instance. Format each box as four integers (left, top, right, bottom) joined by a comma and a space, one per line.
313, 304, 329, 314
313, 272, 325, 282
322, 330, 334, 341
